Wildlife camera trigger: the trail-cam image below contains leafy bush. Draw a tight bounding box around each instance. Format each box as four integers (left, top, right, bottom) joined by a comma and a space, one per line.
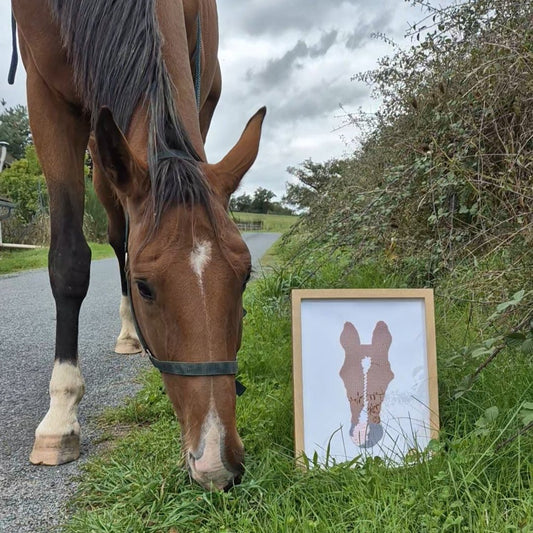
289, 0, 532, 284
0, 146, 108, 244
283, 0, 532, 410
0, 104, 31, 160
84, 177, 108, 243
0, 145, 47, 223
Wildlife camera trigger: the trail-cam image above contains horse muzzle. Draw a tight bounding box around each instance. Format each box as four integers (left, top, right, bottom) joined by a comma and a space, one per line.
186, 408, 244, 491
187, 450, 243, 491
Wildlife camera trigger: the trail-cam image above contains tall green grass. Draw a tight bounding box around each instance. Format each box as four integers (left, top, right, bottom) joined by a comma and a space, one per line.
64, 260, 532, 532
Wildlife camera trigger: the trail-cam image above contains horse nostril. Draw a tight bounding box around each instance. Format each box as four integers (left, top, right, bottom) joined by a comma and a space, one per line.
223, 473, 242, 492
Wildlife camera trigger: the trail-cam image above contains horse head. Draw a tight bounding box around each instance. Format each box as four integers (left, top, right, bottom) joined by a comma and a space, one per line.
94, 106, 266, 490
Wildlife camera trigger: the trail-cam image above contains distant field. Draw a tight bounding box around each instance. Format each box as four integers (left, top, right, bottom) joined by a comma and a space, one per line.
230, 212, 298, 233
0, 213, 297, 275
0, 243, 114, 275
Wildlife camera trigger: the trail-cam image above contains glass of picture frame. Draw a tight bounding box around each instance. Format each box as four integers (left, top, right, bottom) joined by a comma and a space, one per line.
291, 289, 439, 467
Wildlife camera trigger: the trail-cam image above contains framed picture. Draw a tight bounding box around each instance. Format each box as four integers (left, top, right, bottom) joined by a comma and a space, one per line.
291, 289, 439, 466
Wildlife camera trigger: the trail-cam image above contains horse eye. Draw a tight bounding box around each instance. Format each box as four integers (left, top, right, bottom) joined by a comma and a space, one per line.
243, 270, 252, 289
136, 280, 154, 301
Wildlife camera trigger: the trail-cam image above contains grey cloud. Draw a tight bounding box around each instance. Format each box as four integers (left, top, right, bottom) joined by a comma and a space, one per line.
345, 12, 396, 50
229, 0, 369, 35
346, 29, 368, 50
251, 40, 308, 85
270, 80, 368, 123
310, 30, 338, 57
251, 31, 339, 86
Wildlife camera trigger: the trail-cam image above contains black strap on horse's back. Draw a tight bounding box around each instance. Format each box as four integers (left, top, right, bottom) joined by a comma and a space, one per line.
8, 13, 18, 85
192, 15, 202, 108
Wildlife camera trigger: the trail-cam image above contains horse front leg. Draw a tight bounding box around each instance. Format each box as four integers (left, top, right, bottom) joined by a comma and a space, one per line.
25, 66, 91, 465
90, 153, 141, 355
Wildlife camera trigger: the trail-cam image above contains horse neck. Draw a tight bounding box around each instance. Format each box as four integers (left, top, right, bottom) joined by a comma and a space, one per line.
155, 0, 205, 159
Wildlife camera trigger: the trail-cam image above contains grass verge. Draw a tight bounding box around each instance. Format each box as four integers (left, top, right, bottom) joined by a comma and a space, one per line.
0, 243, 114, 275
64, 259, 531, 532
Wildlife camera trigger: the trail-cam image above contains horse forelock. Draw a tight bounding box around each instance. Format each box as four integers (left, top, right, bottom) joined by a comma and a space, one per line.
48, 0, 214, 230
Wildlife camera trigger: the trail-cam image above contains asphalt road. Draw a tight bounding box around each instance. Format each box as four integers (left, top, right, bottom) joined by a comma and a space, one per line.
0, 232, 280, 533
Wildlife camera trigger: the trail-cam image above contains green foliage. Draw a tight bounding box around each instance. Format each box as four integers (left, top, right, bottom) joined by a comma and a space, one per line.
0, 145, 108, 242
63, 265, 531, 532
0, 104, 31, 160
84, 177, 108, 243
230, 192, 253, 212
284, 158, 348, 211
230, 187, 294, 215
284, 1, 532, 395
290, 0, 531, 283
0, 145, 47, 222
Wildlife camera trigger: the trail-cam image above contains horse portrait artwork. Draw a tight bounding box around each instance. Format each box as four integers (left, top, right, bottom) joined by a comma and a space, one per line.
339, 321, 395, 448
12, 0, 265, 491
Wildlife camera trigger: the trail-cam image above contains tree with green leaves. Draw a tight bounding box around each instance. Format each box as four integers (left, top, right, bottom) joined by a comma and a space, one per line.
0, 145, 47, 223
284, 158, 347, 211
229, 192, 253, 212
0, 104, 31, 160
251, 187, 276, 214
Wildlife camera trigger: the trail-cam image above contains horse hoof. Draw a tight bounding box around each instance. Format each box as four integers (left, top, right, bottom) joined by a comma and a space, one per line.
115, 339, 142, 354
29, 434, 80, 465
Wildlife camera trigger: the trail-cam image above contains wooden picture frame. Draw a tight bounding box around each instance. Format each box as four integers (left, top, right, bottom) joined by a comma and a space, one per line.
291, 289, 439, 466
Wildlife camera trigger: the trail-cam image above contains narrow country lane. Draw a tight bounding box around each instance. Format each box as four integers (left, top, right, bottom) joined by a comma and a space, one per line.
0, 232, 280, 533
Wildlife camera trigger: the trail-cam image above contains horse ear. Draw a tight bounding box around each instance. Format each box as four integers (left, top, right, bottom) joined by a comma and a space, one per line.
205, 107, 266, 201
94, 107, 145, 196
340, 322, 361, 351
372, 321, 392, 350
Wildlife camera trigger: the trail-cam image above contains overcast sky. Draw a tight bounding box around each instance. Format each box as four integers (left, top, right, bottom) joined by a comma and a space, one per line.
0, 1, 438, 201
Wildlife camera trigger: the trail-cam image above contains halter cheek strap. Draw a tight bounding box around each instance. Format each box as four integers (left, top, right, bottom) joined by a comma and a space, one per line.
124, 214, 246, 396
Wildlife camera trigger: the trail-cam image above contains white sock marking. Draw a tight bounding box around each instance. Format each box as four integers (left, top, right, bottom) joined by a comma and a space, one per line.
117, 295, 139, 344
35, 361, 85, 438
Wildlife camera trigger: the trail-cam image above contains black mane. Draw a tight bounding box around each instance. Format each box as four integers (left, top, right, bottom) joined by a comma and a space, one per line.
48, 0, 211, 225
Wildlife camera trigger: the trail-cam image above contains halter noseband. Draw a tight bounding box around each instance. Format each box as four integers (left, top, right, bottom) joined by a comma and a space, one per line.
124, 213, 246, 397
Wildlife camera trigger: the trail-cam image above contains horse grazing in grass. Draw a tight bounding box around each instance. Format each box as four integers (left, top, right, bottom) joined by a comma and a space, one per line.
12, 0, 265, 491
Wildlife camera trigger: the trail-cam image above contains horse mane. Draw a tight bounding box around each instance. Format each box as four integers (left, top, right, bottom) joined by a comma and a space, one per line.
48, 0, 213, 227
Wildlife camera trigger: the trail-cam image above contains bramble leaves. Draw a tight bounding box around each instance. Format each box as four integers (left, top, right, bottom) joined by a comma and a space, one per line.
520, 403, 533, 426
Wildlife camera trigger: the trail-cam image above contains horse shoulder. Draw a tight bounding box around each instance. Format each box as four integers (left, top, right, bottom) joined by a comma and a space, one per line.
12, 1, 79, 105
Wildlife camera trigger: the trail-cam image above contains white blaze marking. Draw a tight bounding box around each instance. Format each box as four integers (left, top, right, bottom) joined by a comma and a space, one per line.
190, 240, 212, 287
35, 361, 85, 437
190, 239, 214, 358
190, 405, 232, 489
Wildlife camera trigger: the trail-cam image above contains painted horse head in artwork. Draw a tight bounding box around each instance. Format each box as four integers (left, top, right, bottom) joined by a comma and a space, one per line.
339, 321, 394, 448
14, 0, 264, 490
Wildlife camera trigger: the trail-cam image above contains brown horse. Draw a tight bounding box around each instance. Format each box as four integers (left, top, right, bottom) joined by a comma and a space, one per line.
12, 0, 265, 490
